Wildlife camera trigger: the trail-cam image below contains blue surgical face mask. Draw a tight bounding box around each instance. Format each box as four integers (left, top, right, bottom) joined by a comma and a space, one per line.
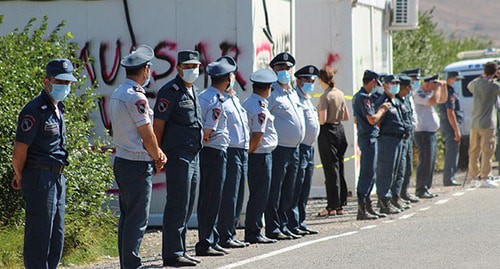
181, 68, 199, 83
412, 80, 421, 90
301, 82, 314, 93
226, 78, 235, 92
389, 84, 400, 95
50, 83, 71, 102
277, 70, 291, 84
142, 69, 151, 88
453, 81, 461, 90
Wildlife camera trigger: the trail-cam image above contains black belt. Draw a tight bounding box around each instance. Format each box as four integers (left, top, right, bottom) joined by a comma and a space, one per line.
26, 163, 65, 174
381, 132, 409, 139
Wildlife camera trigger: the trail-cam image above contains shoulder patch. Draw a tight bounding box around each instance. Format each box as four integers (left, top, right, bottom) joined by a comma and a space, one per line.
20, 115, 36, 132
212, 108, 221, 121
258, 112, 266, 125
363, 97, 371, 110
135, 100, 147, 115
157, 98, 170, 113
417, 90, 426, 98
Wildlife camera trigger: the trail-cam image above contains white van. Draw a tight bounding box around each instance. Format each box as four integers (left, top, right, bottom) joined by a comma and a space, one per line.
442, 48, 500, 168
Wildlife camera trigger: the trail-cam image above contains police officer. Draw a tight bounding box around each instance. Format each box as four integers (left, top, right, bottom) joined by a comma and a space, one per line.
110, 45, 167, 269
285, 65, 320, 235
413, 74, 447, 198
217, 57, 251, 249
243, 69, 279, 244
399, 68, 421, 203
154, 50, 203, 267
374, 75, 407, 214
195, 57, 235, 256
12, 59, 76, 269
352, 70, 390, 220
438, 71, 464, 186
265, 52, 305, 240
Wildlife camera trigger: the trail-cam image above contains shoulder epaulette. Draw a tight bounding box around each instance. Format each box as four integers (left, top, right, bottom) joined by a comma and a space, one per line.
172, 84, 180, 91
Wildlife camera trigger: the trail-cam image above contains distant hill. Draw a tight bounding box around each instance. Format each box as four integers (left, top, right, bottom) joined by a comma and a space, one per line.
420, 0, 500, 46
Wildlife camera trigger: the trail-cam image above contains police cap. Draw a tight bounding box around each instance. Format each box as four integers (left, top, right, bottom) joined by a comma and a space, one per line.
178, 50, 201, 65
120, 45, 154, 69
423, 74, 439, 83
294, 65, 319, 79
46, 59, 77, 82
399, 75, 412, 86
446, 71, 464, 79
270, 52, 296, 68
402, 68, 422, 79
207, 56, 237, 78
363, 70, 382, 86
250, 69, 277, 84
384, 74, 400, 83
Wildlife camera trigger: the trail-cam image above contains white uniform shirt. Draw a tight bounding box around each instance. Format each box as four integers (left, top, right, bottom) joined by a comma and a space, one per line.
224, 93, 250, 149
110, 79, 153, 161
243, 93, 278, 154
296, 88, 320, 146
413, 88, 440, 132
198, 86, 230, 150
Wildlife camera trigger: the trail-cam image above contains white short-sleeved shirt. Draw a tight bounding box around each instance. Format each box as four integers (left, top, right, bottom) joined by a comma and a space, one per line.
296, 88, 319, 146
199, 86, 230, 150
268, 82, 305, 147
110, 79, 153, 161
243, 93, 277, 154
412, 88, 440, 132
224, 93, 250, 149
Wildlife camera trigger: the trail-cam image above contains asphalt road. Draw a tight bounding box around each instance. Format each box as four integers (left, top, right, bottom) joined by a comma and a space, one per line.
198, 186, 500, 269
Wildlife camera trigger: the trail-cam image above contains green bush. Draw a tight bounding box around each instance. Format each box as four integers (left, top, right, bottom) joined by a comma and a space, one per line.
0, 16, 116, 266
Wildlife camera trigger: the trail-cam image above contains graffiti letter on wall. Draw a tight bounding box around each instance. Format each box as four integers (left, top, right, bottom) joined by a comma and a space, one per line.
100, 40, 122, 85
79, 42, 96, 84
325, 52, 341, 67
220, 41, 247, 90
153, 40, 177, 81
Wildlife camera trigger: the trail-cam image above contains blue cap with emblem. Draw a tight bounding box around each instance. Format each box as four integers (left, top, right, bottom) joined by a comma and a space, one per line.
120, 45, 154, 69
178, 50, 201, 65
399, 75, 412, 86
384, 74, 400, 83
250, 69, 277, 84
46, 59, 77, 82
402, 68, 422, 79
207, 56, 237, 78
294, 65, 319, 79
270, 52, 296, 68
423, 74, 439, 83
363, 70, 382, 86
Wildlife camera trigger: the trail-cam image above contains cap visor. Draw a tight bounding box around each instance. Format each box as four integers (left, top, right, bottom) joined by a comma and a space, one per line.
180, 60, 201, 64
376, 79, 382, 86
55, 73, 77, 82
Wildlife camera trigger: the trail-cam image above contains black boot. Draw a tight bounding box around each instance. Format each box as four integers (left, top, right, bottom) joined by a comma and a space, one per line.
391, 196, 411, 211
356, 201, 378, 220
379, 199, 401, 215
401, 191, 420, 203
366, 200, 387, 218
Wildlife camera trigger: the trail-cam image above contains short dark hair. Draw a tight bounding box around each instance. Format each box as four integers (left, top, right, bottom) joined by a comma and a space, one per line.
484, 62, 498, 76
125, 66, 145, 77
319, 66, 336, 88
252, 82, 271, 92
211, 75, 229, 84
362, 78, 372, 85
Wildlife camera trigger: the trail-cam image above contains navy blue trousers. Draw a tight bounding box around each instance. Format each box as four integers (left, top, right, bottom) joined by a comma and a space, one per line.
401, 133, 414, 196
376, 135, 403, 201
245, 153, 272, 241
162, 152, 199, 261
114, 157, 153, 269
441, 125, 460, 184
414, 132, 437, 195
265, 146, 299, 237
217, 147, 248, 243
356, 136, 378, 202
196, 147, 227, 251
392, 137, 409, 198
287, 144, 314, 231
22, 167, 66, 269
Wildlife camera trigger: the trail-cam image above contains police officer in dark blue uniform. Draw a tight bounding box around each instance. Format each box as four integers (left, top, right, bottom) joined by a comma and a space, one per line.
375, 75, 407, 214
110, 45, 167, 269
353, 70, 390, 220
195, 57, 235, 257
243, 69, 279, 244
154, 50, 203, 267
12, 59, 76, 269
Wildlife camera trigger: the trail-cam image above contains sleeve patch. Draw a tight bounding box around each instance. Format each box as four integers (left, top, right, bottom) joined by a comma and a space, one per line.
157, 98, 170, 113
258, 112, 266, 125
20, 115, 36, 132
212, 108, 221, 121
135, 100, 147, 115
363, 98, 371, 110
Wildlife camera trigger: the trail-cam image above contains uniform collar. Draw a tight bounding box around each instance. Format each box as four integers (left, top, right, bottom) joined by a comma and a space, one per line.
207, 85, 224, 95
252, 93, 268, 104
41, 90, 65, 112
295, 86, 310, 100
123, 78, 145, 93
272, 82, 293, 94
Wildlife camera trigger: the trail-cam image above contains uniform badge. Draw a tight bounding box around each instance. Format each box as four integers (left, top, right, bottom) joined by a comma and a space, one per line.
258, 112, 266, 125
212, 108, 221, 121
363, 98, 371, 110
135, 100, 147, 115
309, 66, 314, 74
417, 90, 426, 98
283, 53, 289, 61
189, 53, 196, 60
62, 61, 68, 69
259, 100, 266, 108
21, 115, 35, 132
157, 98, 169, 113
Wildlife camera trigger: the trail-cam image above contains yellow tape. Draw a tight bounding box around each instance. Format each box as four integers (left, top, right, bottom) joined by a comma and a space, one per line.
311, 93, 352, 100
314, 154, 358, 169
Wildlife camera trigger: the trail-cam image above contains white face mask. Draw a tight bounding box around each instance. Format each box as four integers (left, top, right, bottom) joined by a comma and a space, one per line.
181, 68, 199, 83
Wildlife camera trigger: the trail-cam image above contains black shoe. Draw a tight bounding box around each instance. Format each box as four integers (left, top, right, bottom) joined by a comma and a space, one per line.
416, 191, 434, 199
366, 200, 387, 218
195, 246, 225, 256
356, 201, 378, 220
401, 192, 420, 203
184, 254, 201, 264
300, 227, 319, 235
291, 228, 309, 236
379, 200, 401, 214
246, 235, 277, 244
213, 244, 230, 254
282, 230, 302, 239
219, 239, 245, 248
391, 197, 411, 211
267, 232, 292, 240
444, 180, 461, 186
233, 238, 250, 247
164, 256, 198, 267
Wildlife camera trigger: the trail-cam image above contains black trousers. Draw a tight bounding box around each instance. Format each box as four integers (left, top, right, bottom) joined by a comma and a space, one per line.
317, 124, 348, 210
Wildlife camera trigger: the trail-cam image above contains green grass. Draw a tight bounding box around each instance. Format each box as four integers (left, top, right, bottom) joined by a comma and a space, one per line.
0, 226, 24, 268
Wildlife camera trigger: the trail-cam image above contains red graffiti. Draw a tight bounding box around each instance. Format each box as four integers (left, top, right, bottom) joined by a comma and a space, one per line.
194, 42, 211, 88
98, 96, 112, 133
79, 42, 96, 84
100, 40, 122, 85
153, 40, 177, 81
256, 42, 272, 59
325, 52, 341, 66
220, 41, 247, 90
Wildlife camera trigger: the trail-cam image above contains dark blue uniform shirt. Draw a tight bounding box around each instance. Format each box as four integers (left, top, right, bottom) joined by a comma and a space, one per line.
154, 75, 203, 155
397, 95, 414, 133
353, 87, 379, 138
375, 93, 406, 135
15, 90, 68, 166
438, 85, 464, 125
